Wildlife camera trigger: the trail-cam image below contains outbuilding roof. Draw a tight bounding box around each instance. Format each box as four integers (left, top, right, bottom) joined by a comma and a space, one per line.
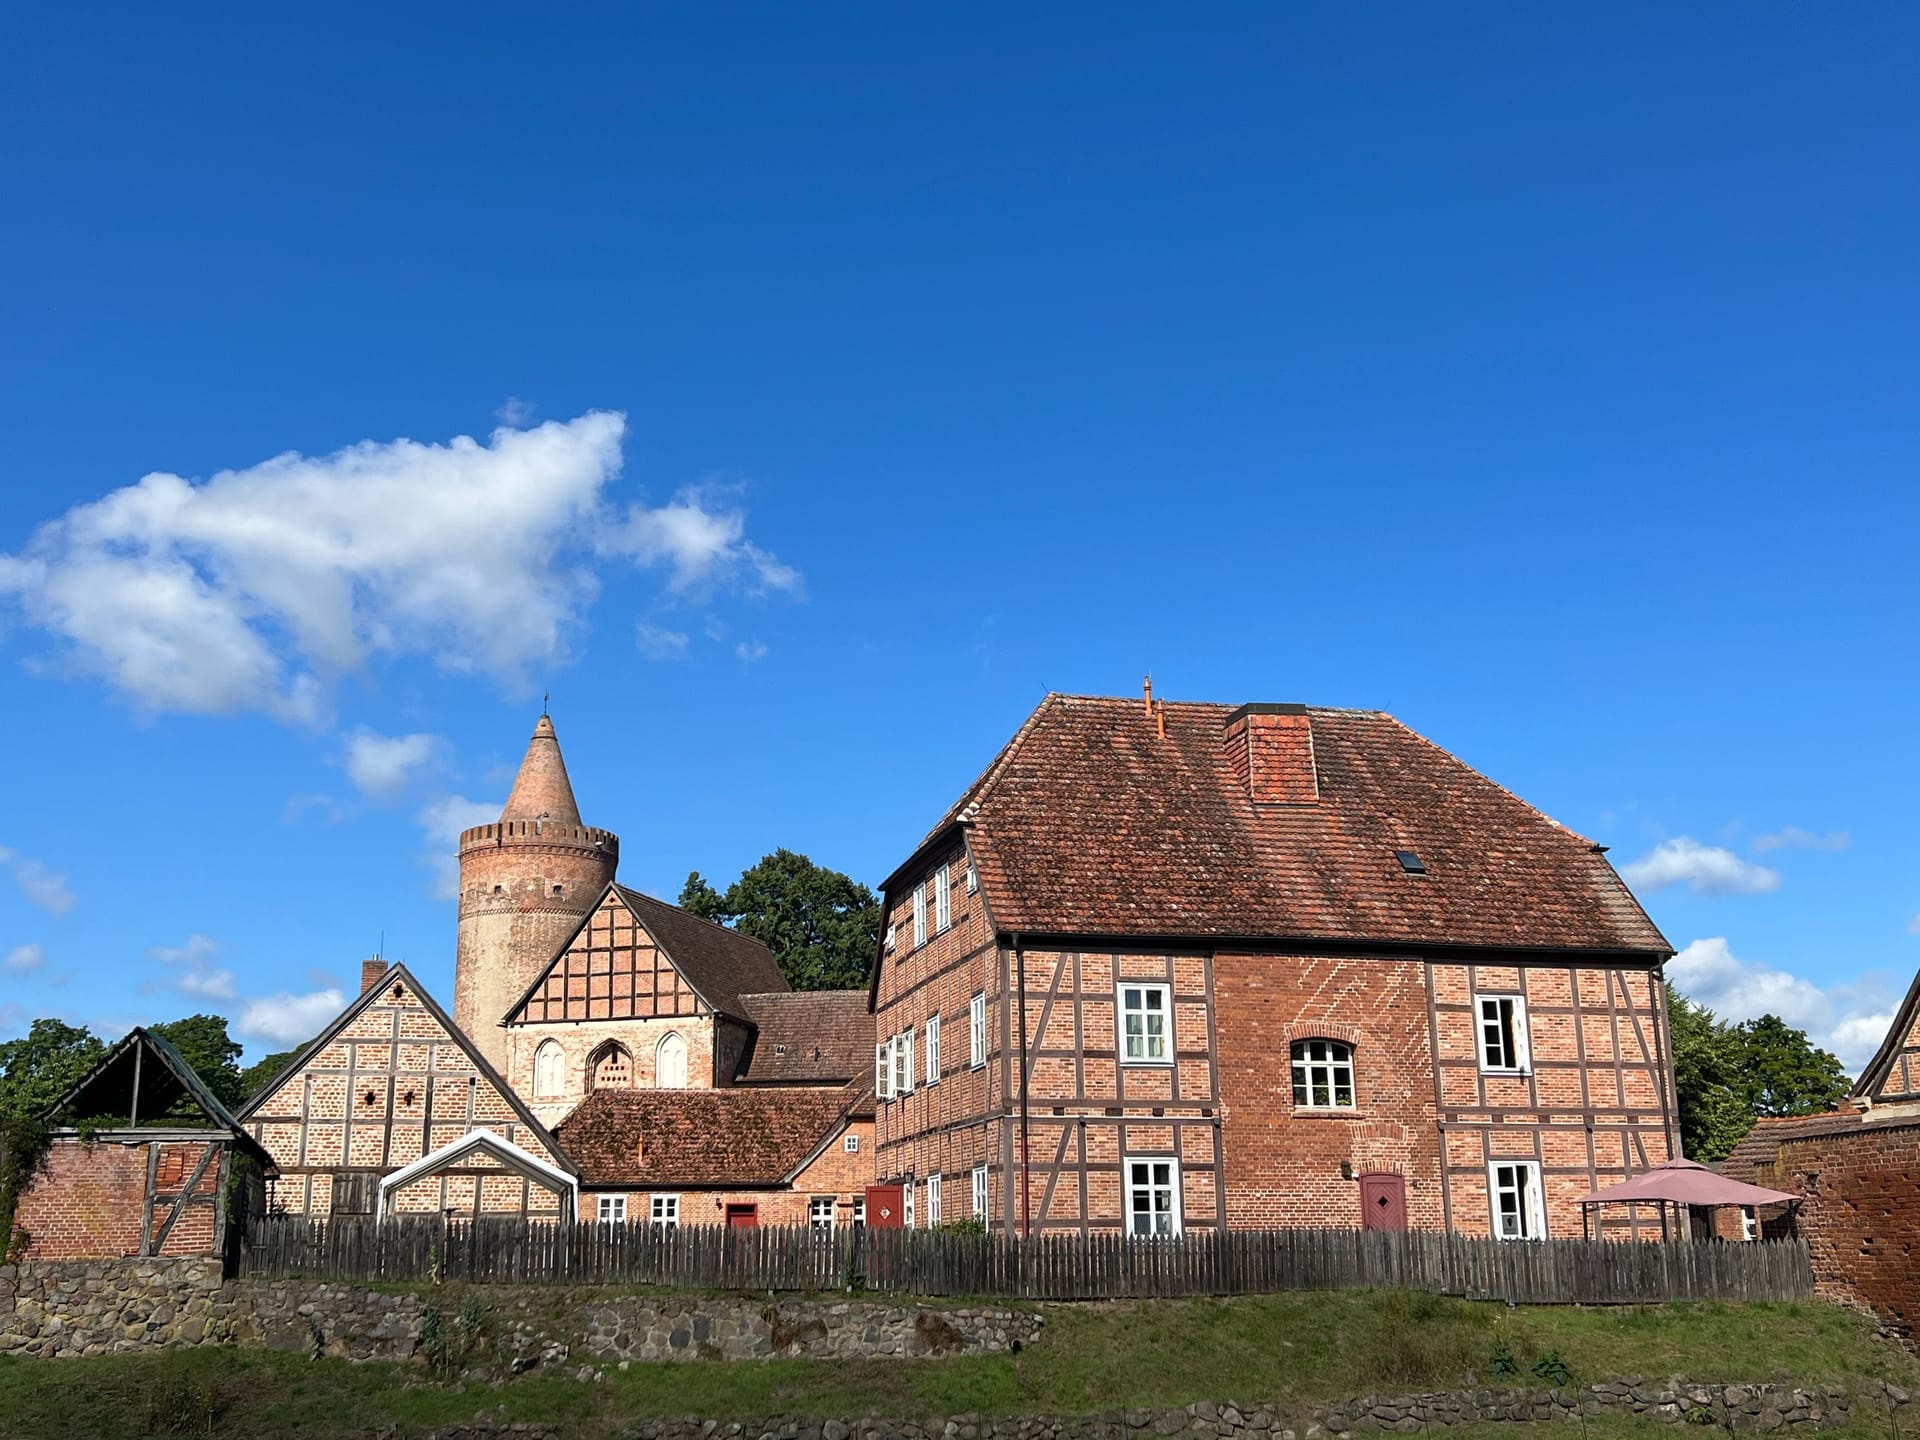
734, 991, 873, 1084
893, 694, 1668, 955
555, 1082, 872, 1188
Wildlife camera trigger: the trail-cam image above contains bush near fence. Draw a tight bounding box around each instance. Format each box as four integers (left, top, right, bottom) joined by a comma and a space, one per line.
235, 1217, 1813, 1306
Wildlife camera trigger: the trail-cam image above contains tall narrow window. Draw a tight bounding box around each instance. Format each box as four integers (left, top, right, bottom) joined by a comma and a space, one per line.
655, 1031, 689, 1089
876, 1041, 891, 1100
971, 1164, 989, 1220
965, 863, 978, 895
903, 1028, 916, 1092
912, 885, 927, 947
904, 1180, 915, 1230
534, 1039, 564, 1098
650, 1195, 678, 1230
1488, 1160, 1545, 1240
927, 1172, 942, 1226
1119, 984, 1172, 1063
853, 1196, 866, 1228
925, 1014, 941, 1083
1476, 996, 1530, 1073
891, 1034, 911, 1095
934, 866, 952, 932
969, 992, 987, 1067
1126, 1159, 1181, 1236
1290, 1039, 1355, 1109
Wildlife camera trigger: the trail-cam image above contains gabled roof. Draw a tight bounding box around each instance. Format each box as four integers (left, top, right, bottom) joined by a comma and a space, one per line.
555, 1081, 870, 1188
378, 1127, 577, 1219
1851, 968, 1920, 1101
887, 694, 1669, 956
1716, 1108, 1866, 1182
734, 991, 872, 1084
234, 964, 575, 1176
51, 1028, 271, 1165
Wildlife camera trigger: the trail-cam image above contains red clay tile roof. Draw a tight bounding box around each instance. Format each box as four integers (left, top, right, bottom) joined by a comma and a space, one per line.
555, 1082, 871, 1188
734, 991, 872, 1084
1715, 1109, 1865, 1181
614, 886, 789, 1018
909, 694, 1669, 955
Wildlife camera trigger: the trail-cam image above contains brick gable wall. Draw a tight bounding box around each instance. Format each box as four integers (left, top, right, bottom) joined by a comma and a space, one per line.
16, 1135, 234, 1260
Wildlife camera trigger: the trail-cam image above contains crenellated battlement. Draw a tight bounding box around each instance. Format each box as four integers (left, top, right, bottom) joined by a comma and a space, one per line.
458, 821, 620, 855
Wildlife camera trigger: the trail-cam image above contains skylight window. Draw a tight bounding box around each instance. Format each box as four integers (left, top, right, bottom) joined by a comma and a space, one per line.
1395, 850, 1427, 874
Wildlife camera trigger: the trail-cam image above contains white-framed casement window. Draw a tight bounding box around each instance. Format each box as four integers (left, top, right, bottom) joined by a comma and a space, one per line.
876, 1041, 891, 1100
972, 1164, 989, 1220
844, 1133, 860, 1154
1487, 1160, 1546, 1240
969, 992, 987, 1067
891, 1029, 913, 1093
934, 865, 952, 933
1740, 1206, 1757, 1242
1476, 995, 1531, 1073
1290, 1039, 1356, 1109
925, 1014, 941, 1083
885, 923, 896, 954
1125, 1158, 1181, 1237
1118, 983, 1172, 1064
912, 885, 928, 947
904, 1180, 916, 1229
810, 1196, 835, 1230
650, 1195, 678, 1230
597, 1195, 626, 1225
965, 863, 978, 895
853, 1195, 866, 1227
927, 1172, 942, 1226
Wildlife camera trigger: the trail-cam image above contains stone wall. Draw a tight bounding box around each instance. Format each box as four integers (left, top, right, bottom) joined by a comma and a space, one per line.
404, 1381, 1920, 1440
0, 1258, 1036, 1365
582, 1297, 1041, 1362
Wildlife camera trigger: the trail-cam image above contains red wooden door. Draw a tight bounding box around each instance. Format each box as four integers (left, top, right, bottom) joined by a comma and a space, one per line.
864, 1184, 904, 1228
1359, 1172, 1407, 1231
725, 1203, 759, 1229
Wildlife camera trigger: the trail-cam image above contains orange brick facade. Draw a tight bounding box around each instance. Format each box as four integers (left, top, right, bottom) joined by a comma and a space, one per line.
16, 1134, 235, 1260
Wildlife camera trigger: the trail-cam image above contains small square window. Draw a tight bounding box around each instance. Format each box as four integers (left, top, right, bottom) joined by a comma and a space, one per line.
844, 1133, 860, 1154
650, 1195, 678, 1229
810, 1196, 836, 1230
598, 1195, 627, 1225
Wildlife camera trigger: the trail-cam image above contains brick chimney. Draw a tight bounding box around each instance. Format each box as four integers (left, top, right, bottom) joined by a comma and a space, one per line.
1222, 703, 1319, 805
361, 957, 389, 994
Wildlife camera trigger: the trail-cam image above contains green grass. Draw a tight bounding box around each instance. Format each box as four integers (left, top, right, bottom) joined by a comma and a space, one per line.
0, 1290, 1911, 1439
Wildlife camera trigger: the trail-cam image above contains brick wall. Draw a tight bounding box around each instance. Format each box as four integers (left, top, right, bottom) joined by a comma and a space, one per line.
1757, 1118, 1920, 1341
592, 1117, 875, 1229
15, 1136, 230, 1260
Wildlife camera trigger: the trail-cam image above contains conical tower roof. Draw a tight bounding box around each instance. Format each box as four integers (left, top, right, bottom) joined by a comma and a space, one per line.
500, 714, 584, 826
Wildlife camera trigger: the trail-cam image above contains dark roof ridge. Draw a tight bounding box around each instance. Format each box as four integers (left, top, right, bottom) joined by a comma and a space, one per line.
1852, 968, 1920, 1099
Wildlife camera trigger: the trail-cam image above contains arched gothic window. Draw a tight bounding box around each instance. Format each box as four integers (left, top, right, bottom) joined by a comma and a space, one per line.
655, 1031, 689, 1090
1290, 1038, 1355, 1109
589, 1040, 634, 1091
533, 1039, 565, 1098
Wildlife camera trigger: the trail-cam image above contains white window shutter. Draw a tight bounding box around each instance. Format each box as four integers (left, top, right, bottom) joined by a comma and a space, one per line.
876, 1042, 890, 1099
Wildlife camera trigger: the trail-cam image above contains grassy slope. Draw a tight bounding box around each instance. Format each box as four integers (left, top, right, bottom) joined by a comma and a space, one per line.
0, 1291, 1910, 1439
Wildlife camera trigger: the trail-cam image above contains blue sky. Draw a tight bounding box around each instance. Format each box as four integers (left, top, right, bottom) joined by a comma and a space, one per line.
1, 5, 1914, 1067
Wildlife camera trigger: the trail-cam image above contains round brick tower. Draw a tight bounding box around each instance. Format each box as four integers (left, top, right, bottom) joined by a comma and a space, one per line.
453, 715, 619, 1069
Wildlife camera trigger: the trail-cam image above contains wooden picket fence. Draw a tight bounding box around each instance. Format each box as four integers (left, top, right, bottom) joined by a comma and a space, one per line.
234, 1217, 1812, 1305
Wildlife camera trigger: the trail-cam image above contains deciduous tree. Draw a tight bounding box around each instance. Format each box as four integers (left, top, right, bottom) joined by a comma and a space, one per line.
680, 850, 880, 991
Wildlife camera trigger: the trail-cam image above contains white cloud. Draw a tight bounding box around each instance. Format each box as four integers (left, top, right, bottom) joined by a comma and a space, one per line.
495, 396, 536, 427
342, 728, 444, 801
735, 640, 768, 664
1621, 837, 1781, 896
148, 932, 237, 1001
0, 845, 77, 916
3, 942, 45, 974
601, 485, 801, 597
1669, 936, 1894, 1072
635, 621, 690, 661
0, 414, 626, 721
1751, 826, 1850, 855
417, 794, 502, 899
236, 989, 344, 1046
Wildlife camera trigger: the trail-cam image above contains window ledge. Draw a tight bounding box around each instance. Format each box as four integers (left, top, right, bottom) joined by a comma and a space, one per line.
1119, 1058, 1176, 1068
1291, 1106, 1365, 1119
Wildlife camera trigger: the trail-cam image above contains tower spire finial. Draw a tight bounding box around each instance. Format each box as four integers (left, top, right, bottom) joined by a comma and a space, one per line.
500, 711, 583, 826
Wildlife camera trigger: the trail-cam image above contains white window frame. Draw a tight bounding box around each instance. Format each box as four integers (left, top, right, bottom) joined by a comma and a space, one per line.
1487, 1160, 1546, 1241
650, 1194, 678, 1229
904, 1179, 915, 1229
1740, 1206, 1757, 1242
1118, 983, 1173, 1065
965, 863, 978, 895
876, 1042, 891, 1100
1475, 994, 1531, 1074
912, 885, 927, 947
890, 1031, 914, 1095
904, 1028, 916, 1091
853, 1195, 866, 1227
844, 1133, 860, 1154
969, 992, 987, 1068
925, 1014, 941, 1083
927, 1171, 942, 1226
885, 923, 896, 953
597, 1194, 626, 1225
1125, 1157, 1182, 1237
971, 1164, 989, 1221
1290, 1038, 1356, 1110
810, 1196, 835, 1230
934, 866, 952, 933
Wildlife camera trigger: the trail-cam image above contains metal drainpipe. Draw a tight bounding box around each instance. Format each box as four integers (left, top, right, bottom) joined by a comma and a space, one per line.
1015, 932, 1031, 1239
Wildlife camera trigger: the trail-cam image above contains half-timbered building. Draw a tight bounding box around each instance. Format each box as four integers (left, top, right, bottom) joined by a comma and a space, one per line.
238, 960, 578, 1219
870, 689, 1680, 1242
